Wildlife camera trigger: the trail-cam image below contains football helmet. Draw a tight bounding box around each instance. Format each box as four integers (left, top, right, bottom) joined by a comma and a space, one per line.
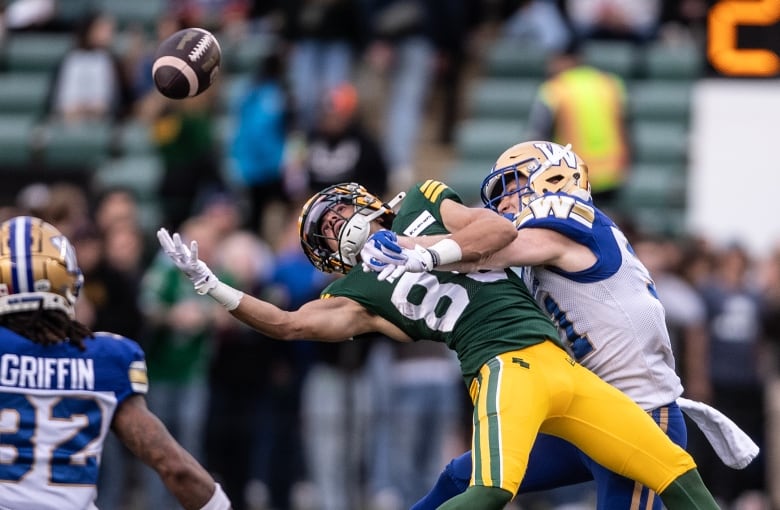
480, 141, 591, 212
0, 216, 84, 318
299, 183, 399, 274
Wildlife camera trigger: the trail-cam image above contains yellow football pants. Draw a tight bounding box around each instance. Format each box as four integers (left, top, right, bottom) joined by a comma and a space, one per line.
468, 340, 695, 496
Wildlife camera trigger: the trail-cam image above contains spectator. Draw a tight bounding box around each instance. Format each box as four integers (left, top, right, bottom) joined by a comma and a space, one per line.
362, 0, 441, 191
46, 10, 133, 124
138, 217, 224, 509
697, 243, 768, 508
564, 0, 663, 44
526, 40, 631, 211
281, 0, 362, 132
141, 85, 226, 231
298, 82, 388, 200
205, 230, 298, 510
228, 51, 294, 235
502, 0, 571, 53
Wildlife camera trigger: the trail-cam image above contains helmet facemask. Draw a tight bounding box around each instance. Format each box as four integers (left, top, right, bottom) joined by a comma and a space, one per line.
299, 183, 402, 274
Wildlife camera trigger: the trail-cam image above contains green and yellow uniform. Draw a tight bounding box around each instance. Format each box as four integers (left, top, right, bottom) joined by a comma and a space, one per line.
323, 181, 696, 498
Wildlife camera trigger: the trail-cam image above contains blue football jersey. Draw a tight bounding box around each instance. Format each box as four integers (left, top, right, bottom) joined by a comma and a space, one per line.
0, 327, 147, 510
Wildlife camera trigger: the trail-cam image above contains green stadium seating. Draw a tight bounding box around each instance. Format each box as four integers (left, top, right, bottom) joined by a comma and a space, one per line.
115, 120, 155, 156
644, 42, 704, 80
583, 40, 637, 79
220, 33, 275, 74
0, 114, 37, 166
619, 163, 687, 209
627, 81, 692, 123
93, 154, 163, 200
98, 0, 165, 31
1, 32, 72, 72
455, 118, 525, 161
39, 120, 112, 168
631, 121, 688, 165
484, 39, 550, 79
0, 72, 51, 116
443, 159, 495, 206
469, 78, 540, 120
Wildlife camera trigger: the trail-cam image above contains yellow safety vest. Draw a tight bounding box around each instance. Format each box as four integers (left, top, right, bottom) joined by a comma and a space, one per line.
539, 66, 629, 192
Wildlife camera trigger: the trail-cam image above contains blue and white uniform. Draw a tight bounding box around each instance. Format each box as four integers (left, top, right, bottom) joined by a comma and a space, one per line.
413, 192, 685, 510
517, 192, 682, 409
0, 327, 147, 510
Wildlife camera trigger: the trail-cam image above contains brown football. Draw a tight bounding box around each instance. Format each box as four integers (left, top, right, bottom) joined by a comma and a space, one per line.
152, 28, 221, 99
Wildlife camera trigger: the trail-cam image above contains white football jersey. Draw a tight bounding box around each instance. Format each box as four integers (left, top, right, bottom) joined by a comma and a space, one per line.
0, 329, 148, 510
516, 193, 682, 410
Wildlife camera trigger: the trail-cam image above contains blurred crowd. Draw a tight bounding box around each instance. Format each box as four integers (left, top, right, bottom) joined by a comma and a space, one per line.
0, 1, 776, 510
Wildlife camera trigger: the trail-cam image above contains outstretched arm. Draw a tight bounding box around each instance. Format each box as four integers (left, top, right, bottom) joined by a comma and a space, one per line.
157, 228, 411, 342
113, 395, 231, 510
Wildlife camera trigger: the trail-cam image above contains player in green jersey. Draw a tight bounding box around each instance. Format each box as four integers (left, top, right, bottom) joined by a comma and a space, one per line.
157, 181, 719, 510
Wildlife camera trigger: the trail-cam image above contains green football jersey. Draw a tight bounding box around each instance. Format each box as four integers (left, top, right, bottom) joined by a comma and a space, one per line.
323, 180, 562, 381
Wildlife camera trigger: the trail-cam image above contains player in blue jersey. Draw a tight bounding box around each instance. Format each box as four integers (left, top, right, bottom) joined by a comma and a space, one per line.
360, 141, 758, 510
0, 216, 231, 510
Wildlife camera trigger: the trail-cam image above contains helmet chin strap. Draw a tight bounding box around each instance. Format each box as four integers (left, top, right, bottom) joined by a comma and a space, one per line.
337, 192, 406, 267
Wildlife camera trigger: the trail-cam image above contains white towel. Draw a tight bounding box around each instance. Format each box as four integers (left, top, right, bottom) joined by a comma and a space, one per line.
676, 397, 759, 470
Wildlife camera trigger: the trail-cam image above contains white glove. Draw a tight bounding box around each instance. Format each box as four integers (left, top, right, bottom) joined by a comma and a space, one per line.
360, 230, 406, 273
157, 228, 244, 310
376, 244, 435, 282
157, 228, 218, 294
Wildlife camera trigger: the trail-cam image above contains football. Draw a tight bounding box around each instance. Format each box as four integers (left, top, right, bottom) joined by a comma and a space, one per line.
152, 28, 221, 99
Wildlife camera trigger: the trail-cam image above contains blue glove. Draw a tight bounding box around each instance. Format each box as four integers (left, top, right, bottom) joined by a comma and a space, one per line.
360, 230, 407, 274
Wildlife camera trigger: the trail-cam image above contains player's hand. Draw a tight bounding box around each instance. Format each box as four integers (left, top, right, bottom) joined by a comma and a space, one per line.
157, 228, 219, 295
375, 244, 435, 281
360, 230, 406, 273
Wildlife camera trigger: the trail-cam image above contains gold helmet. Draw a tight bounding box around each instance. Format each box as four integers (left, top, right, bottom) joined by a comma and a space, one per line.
480, 141, 591, 211
298, 183, 396, 274
0, 216, 84, 318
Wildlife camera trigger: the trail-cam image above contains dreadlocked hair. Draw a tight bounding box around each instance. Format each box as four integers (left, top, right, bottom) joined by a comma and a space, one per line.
0, 308, 94, 351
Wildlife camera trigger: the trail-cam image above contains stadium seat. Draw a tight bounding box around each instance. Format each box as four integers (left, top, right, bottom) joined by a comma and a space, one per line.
93, 154, 163, 200
98, 0, 165, 31
443, 159, 495, 206
0, 114, 37, 166
115, 119, 155, 156
627, 81, 692, 123
582, 40, 637, 79
39, 120, 112, 168
628, 206, 687, 237
644, 42, 704, 80
220, 33, 275, 74
455, 119, 526, 161
0, 72, 51, 116
619, 163, 687, 209
484, 39, 550, 79
631, 121, 688, 165
469, 78, 540, 120
1, 32, 72, 72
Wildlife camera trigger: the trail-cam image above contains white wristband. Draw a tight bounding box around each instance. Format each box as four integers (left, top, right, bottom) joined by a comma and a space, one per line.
207, 281, 244, 311
427, 238, 463, 267
200, 483, 231, 510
